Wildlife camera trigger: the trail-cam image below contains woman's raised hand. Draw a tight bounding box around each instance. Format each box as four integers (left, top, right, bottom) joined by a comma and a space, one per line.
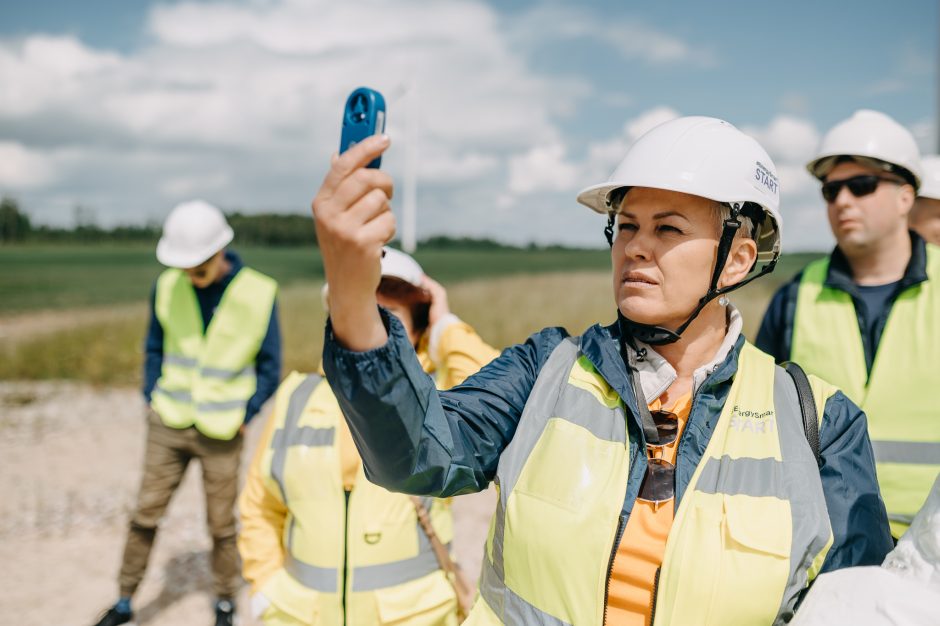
312, 134, 394, 350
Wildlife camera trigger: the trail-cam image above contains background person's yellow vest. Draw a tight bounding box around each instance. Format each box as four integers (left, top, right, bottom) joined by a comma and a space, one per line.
152, 267, 277, 441
468, 340, 834, 626
256, 372, 458, 626
792, 249, 940, 536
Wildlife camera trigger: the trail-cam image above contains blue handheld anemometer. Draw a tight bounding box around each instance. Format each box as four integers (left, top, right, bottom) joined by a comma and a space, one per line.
339, 87, 386, 168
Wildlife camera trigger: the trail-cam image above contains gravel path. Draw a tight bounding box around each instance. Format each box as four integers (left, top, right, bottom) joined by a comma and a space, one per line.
0, 381, 495, 626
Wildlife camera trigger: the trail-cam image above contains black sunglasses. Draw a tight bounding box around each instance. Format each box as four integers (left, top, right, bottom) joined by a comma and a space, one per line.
821, 174, 905, 203
637, 410, 679, 504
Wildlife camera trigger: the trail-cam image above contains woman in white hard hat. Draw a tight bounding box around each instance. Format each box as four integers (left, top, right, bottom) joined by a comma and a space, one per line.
238, 247, 497, 626
911, 155, 940, 245
311, 119, 891, 625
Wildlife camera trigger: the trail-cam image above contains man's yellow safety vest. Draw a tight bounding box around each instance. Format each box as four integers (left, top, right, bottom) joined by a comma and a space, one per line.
791, 249, 940, 536
255, 372, 458, 626
151, 267, 277, 441
468, 339, 834, 626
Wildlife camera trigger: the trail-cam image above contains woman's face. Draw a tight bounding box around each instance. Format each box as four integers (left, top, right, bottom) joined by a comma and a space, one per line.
611, 187, 753, 329
376, 292, 419, 346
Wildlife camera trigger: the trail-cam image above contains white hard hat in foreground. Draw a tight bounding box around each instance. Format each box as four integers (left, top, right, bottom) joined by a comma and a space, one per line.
918, 155, 940, 200
577, 115, 782, 261
156, 200, 234, 268
806, 109, 923, 189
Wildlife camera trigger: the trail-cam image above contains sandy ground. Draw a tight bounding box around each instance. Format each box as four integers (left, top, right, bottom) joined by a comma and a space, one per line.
0, 381, 496, 626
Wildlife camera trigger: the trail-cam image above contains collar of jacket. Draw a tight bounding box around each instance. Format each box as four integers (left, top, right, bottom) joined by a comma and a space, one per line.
577, 311, 745, 428
826, 230, 928, 295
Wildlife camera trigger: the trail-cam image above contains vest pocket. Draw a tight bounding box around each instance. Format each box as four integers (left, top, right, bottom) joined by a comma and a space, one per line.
260, 568, 321, 624
373, 571, 458, 625
707, 495, 790, 623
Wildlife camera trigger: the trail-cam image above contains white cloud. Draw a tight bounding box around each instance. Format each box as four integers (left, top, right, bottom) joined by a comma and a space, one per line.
0, 142, 55, 188
625, 106, 681, 142
743, 115, 819, 164
508, 142, 580, 194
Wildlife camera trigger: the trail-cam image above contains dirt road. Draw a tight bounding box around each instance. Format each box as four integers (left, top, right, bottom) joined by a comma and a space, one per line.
0, 381, 496, 626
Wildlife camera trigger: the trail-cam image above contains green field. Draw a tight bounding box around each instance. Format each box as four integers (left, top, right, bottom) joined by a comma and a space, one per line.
0, 244, 824, 385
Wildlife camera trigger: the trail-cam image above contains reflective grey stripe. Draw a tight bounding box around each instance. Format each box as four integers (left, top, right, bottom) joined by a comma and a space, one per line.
164, 354, 198, 368
888, 513, 916, 524
479, 556, 571, 626
200, 364, 256, 380
488, 337, 627, 613
284, 553, 338, 592
196, 399, 247, 412
271, 426, 335, 449
154, 387, 248, 413
872, 440, 940, 465
271, 375, 323, 502
154, 386, 191, 403
694, 456, 787, 499
351, 526, 442, 591
772, 364, 833, 625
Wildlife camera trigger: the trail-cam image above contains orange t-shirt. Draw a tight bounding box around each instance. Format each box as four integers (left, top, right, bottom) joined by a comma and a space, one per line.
605, 392, 693, 626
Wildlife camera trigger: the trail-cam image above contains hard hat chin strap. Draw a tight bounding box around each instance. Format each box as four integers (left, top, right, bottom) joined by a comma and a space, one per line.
610, 203, 777, 346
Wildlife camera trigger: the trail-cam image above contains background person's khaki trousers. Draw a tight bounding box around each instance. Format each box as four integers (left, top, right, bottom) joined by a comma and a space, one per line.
118, 410, 243, 598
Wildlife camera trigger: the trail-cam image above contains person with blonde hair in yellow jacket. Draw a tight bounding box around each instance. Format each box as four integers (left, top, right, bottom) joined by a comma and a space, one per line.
238, 247, 498, 625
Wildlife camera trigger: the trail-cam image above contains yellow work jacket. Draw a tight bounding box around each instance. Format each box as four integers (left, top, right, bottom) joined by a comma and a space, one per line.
469, 339, 835, 626
240, 320, 498, 625
791, 249, 940, 536
151, 267, 277, 440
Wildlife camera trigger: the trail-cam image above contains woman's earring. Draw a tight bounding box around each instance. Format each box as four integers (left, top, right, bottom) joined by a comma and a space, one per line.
718, 295, 730, 307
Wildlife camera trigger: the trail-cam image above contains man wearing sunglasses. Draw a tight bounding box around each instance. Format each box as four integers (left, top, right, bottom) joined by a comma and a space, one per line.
92, 200, 281, 626
757, 109, 939, 539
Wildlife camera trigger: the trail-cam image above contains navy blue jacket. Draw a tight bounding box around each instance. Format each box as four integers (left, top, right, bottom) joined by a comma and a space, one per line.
143, 250, 281, 424
324, 309, 892, 573
756, 231, 929, 372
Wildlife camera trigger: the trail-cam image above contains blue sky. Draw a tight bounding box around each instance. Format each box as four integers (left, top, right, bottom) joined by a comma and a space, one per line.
0, 0, 936, 250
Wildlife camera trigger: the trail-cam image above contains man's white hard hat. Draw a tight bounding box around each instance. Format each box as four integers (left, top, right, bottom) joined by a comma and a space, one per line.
806, 109, 923, 189
918, 155, 940, 201
577, 115, 782, 259
321, 247, 425, 310
156, 200, 234, 268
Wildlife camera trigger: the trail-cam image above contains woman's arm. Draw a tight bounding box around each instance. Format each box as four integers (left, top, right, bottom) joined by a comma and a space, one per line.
323, 308, 567, 497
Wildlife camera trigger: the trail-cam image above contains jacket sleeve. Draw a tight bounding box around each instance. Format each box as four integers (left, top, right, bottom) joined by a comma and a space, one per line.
237, 380, 291, 593
322, 307, 566, 498
817, 391, 893, 572
142, 282, 163, 403
754, 273, 801, 363
245, 299, 282, 424
430, 316, 501, 389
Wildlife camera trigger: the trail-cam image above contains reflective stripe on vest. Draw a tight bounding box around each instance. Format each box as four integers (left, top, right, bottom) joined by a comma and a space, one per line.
151, 266, 276, 440
469, 339, 833, 626
791, 249, 940, 535
263, 374, 447, 599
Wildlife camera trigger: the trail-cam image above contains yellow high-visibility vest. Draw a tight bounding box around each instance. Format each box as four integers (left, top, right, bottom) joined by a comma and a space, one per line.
151, 267, 276, 441
792, 248, 940, 536
468, 340, 834, 626
255, 372, 458, 626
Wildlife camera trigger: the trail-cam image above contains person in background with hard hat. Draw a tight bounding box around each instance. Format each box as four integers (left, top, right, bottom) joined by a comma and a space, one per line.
310, 120, 891, 625
238, 247, 497, 625
910, 155, 940, 246
756, 109, 940, 539
92, 200, 282, 626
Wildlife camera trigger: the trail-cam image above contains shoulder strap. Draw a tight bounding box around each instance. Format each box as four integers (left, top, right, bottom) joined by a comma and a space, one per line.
410, 496, 474, 621
783, 361, 820, 467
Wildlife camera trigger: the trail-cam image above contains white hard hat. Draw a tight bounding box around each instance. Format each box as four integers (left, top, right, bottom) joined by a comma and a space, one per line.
577, 116, 782, 258
156, 200, 234, 268
807, 109, 923, 189
918, 155, 940, 200
321, 247, 425, 310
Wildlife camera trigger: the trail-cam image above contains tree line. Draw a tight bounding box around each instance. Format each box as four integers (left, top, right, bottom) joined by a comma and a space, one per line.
0, 197, 544, 250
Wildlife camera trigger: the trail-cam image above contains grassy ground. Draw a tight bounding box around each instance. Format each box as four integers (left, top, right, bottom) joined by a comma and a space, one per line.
0, 246, 823, 385
0, 243, 611, 314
